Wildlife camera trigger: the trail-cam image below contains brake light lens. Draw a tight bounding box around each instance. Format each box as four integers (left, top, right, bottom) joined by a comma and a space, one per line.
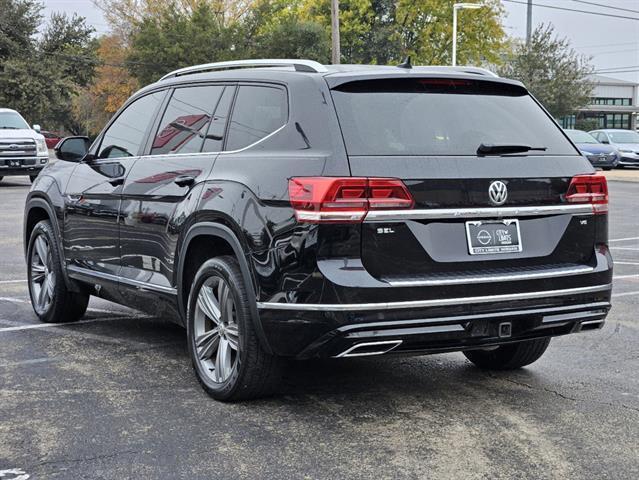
288, 177, 414, 223
565, 173, 608, 214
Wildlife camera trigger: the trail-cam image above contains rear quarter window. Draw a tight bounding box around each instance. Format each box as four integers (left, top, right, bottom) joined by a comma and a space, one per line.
225, 85, 287, 151
331, 78, 577, 157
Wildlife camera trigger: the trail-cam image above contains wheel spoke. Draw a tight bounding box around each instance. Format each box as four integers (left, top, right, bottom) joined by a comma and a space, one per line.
31, 263, 45, 283
197, 286, 220, 324
215, 338, 232, 381
218, 281, 230, 321
198, 329, 220, 360
35, 236, 49, 266
37, 278, 47, 306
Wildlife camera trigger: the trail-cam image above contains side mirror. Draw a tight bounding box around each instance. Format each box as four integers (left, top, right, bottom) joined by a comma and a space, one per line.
32, 124, 41, 133
601, 138, 609, 144
54, 136, 91, 162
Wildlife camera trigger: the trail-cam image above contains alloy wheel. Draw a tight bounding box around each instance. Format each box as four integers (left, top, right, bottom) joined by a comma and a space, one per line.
30, 234, 55, 313
193, 276, 240, 383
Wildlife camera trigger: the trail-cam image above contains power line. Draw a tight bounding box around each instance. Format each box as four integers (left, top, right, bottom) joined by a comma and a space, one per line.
589, 48, 639, 56
571, 0, 639, 15
595, 65, 639, 72
502, 0, 639, 21
575, 41, 639, 49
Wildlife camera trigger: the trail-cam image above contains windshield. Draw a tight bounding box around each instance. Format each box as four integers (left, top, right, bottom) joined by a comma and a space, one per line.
565, 130, 598, 144
331, 78, 577, 156
609, 131, 639, 144
0, 111, 29, 130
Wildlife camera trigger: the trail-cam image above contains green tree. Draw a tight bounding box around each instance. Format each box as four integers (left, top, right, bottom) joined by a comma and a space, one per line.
0, 1, 98, 132
0, 0, 41, 59
497, 24, 594, 118
40, 12, 99, 87
128, 3, 244, 84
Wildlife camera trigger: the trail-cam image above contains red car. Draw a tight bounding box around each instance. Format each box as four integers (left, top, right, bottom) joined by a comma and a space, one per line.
42, 131, 63, 149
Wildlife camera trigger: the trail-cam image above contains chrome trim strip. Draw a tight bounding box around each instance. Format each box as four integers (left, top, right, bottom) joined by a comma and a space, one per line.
137, 123, 287, 160
67, 265, 178, 295
364, 204, 594, 222
386, 264, 594, 287
335, 340, 403, 358
256, 284, 612, 312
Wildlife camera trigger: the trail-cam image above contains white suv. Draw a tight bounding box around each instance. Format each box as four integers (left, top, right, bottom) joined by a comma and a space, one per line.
0, 108, 49, 183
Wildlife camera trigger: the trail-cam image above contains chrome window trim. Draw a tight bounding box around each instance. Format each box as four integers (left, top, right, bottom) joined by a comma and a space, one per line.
67, 265, 177, 295
386, 264, 595, 287
364, 204, 594, 222
256, 284, 612, 311
137, 123, 288, 160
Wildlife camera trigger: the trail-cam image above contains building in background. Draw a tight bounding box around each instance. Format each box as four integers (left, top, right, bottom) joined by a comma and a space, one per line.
560, 75, 638, 131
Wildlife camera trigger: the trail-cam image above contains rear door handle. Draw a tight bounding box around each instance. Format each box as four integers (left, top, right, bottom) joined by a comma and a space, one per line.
174, 175, 196, 187
108, 177, 125, 186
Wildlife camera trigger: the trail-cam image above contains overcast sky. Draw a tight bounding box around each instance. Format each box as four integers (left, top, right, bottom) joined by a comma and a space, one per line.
41, 0, 639, 83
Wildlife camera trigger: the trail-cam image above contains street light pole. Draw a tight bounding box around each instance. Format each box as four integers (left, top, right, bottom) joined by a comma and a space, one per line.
452, 3, 482, 66
331, 0, 341, 64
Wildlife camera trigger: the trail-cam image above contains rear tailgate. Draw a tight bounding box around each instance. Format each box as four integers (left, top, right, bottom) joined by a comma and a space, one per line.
329, 76, 603, 285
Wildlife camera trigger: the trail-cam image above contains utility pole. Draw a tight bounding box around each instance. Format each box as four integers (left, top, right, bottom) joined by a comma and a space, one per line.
331, 0, 341, 64
526, 0, 533, 45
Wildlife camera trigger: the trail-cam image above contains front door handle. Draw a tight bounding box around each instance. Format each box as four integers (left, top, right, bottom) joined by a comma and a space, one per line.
108, 177, 125, 186
174, 175, 196, 187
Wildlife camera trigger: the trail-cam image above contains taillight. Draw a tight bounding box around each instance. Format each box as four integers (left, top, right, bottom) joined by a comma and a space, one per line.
565, 173, 608, 214
288, 177, 414, 223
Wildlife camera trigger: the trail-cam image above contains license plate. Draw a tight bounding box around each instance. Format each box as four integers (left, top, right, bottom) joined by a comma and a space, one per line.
8, 160, 21, 167
465, 219, 522, 255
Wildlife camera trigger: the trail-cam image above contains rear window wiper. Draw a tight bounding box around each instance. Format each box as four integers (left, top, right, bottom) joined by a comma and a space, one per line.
477, 143, 547, 155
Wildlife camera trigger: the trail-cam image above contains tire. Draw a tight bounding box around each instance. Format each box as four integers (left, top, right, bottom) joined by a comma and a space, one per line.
186, 256, 281, 401
27, 220, 89, 323
602, 167, 612, 171
30, 175, 38, 183
463, 337, 551, 370
0, 176, 3, 182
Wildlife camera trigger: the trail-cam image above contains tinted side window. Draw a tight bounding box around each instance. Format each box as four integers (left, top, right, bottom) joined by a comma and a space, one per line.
225, 85, 287, 151
99, 92, 165, 158
151, 85, 224, 156
202, 86, 235, 153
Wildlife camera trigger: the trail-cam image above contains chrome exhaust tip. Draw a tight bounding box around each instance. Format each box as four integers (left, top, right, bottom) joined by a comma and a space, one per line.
578, 319, 605, 332
335, 340, 403, 358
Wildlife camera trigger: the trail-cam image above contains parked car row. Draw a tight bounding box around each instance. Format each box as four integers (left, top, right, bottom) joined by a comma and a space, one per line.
564, 128, 639, 170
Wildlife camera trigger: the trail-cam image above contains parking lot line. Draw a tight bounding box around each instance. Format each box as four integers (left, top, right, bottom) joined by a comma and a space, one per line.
612, 290, 639, 298
0, 316, 134, 333
614, 262, 639, 266
0, 279, 27, 284
610, 247, 639, 251
609, 237, 639, 243
614, 274, 639, 279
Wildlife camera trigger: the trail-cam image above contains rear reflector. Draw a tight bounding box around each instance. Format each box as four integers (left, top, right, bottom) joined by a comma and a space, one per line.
565, 173, 608, 214
289, 177, 414, 223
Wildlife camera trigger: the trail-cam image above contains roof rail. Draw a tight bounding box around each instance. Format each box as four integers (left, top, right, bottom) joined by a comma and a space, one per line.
160, 59, 328, 81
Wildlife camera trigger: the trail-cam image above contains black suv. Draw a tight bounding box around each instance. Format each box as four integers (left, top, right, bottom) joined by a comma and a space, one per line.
24, 59, 613, 401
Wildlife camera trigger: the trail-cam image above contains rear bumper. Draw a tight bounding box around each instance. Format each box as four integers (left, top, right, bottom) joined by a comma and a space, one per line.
258, 283, 612, 358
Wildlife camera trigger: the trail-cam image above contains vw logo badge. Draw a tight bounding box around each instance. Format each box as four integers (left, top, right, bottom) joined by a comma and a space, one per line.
488, 181, 507, 206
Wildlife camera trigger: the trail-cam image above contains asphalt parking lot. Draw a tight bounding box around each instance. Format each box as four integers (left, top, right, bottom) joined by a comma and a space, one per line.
0, 175, 638, 480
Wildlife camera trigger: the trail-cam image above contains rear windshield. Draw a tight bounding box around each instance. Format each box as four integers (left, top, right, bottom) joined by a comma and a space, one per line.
565, 130, 598, 144
331, 78, 577, 156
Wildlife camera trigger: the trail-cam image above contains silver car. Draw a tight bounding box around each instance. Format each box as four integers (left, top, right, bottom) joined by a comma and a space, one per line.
589, 129, 639, 167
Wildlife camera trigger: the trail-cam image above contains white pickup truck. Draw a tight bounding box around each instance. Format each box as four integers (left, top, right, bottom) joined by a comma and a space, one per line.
0, 108, 50, 183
